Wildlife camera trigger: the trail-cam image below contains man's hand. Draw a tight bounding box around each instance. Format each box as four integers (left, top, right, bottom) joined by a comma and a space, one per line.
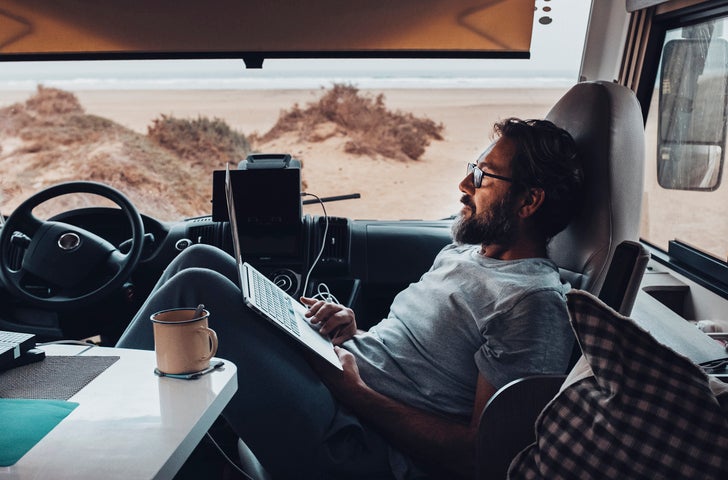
314, 346, 369, 404
300, 296, 358, 345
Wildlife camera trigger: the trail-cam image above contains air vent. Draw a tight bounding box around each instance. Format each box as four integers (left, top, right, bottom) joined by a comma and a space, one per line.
318, 217, 349, 264
188, 222, 224, 248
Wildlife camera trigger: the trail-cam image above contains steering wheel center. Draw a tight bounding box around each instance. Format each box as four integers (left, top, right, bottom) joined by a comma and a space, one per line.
58, 232, 81, 251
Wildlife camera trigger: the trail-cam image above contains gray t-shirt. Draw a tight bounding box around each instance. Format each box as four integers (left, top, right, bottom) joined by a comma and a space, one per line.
343, 243, 573, 418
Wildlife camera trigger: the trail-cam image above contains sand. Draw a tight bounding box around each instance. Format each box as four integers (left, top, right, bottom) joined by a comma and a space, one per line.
2, 86, 726, 258
15, 87, 564, 221
0, 87, 564, 220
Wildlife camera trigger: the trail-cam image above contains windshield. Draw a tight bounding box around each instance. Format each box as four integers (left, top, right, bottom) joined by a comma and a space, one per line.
0, 2, 590, 222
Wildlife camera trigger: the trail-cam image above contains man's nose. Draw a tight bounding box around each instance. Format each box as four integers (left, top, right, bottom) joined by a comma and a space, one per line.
459, 173, 475, 194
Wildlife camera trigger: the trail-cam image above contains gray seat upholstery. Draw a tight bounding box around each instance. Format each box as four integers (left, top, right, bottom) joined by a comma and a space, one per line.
546, 80, 645, 294
546, 81, 647, 370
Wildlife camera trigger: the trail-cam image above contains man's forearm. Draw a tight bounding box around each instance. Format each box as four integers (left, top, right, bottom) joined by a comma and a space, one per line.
343, 382, 476, 478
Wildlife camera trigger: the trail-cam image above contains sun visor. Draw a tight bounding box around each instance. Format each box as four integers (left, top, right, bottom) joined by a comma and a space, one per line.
0, 0, 534, 63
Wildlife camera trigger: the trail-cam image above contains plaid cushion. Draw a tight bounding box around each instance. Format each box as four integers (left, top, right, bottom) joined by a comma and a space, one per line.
508, 289, 728, 479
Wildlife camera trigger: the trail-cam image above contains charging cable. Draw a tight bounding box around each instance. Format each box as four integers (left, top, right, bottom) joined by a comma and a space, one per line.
301, 193, 338, 303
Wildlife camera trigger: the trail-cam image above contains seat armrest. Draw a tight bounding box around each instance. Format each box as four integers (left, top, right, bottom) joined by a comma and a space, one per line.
476, 375, 565, 480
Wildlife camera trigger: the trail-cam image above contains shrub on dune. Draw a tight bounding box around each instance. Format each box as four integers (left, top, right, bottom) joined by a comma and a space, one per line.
256, 83, 444, 161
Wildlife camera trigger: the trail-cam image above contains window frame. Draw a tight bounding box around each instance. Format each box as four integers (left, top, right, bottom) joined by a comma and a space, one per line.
633, 0, 728, 299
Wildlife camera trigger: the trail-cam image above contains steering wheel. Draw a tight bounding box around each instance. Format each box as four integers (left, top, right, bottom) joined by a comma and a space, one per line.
0, 182, 145, 310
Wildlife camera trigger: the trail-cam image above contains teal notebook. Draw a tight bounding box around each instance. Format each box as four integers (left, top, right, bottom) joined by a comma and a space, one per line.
0, 398, 79, 466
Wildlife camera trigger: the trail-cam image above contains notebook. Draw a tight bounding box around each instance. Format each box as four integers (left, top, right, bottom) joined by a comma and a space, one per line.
225, 166, 342, 369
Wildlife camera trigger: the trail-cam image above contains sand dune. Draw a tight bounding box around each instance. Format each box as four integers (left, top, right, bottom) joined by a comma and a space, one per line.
0, 87, 567, 222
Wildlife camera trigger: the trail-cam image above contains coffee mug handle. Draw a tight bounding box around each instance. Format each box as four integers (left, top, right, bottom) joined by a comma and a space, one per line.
198, 326, 218, 361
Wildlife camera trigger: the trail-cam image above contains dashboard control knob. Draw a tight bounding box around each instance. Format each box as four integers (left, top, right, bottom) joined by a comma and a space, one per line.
175, 238, 192, 251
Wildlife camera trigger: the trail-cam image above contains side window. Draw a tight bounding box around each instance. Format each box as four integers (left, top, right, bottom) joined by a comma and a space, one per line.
642, 16, 728, 263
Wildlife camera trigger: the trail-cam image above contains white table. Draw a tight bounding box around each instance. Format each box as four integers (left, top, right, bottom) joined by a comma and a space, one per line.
0, 345, 237, 479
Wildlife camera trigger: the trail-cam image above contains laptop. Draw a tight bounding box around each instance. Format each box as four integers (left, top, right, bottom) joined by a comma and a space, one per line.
224, 166, 342, 369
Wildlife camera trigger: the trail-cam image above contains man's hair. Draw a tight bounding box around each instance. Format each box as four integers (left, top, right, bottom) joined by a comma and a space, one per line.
494, 117, 584, 240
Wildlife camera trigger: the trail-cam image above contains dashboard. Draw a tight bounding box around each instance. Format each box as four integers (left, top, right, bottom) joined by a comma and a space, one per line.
0, 206, 453, 341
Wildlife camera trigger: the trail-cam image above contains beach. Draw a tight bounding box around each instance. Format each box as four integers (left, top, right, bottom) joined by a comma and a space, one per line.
2, 86, 726, 259
6, 87, 566, 221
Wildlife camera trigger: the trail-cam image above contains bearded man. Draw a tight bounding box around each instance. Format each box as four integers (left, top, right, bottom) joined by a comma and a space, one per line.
117, 117, 584, 480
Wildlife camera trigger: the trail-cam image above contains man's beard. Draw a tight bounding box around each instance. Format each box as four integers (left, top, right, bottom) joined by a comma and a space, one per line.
452, 193, 517, 247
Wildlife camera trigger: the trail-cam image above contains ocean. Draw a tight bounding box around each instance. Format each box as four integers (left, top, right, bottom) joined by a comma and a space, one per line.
0, 59, 578, 91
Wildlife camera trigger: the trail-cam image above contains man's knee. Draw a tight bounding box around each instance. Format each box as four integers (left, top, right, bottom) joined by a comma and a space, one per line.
171, 244, 225, 269
172, 266, 225, 284
165, 268, 237, 304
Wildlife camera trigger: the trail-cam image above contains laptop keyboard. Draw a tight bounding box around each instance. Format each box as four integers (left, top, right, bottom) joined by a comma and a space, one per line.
250, 269, 301, 336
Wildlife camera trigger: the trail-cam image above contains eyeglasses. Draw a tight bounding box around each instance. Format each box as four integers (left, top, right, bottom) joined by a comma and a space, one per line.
467, 163, 514, 188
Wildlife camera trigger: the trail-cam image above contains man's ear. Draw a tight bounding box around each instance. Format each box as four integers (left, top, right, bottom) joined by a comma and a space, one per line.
518, 187, 545, 218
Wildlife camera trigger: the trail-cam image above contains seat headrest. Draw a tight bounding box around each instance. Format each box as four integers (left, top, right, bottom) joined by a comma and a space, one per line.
545, 81, 645, 294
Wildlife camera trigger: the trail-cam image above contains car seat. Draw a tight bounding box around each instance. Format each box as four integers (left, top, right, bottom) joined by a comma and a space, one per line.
476, 80, 648, 479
